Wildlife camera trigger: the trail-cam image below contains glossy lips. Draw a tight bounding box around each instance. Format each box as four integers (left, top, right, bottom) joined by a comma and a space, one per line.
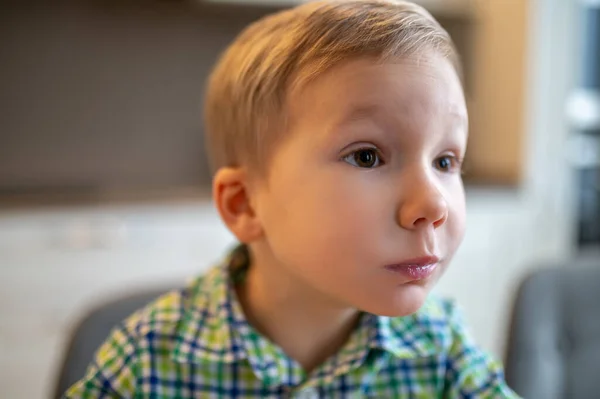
384, 256, 439, 281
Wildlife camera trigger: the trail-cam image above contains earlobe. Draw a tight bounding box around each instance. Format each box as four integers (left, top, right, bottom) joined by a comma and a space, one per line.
213, 167, 263, 243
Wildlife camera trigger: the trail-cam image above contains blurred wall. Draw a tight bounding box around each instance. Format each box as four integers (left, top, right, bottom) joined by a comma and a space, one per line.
0, 1, 281, 193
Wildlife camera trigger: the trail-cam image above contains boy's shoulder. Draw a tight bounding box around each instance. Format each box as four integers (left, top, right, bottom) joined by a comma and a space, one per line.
121, 268, 214, 336
115, 263, 240, 363
64, 265, 232, 397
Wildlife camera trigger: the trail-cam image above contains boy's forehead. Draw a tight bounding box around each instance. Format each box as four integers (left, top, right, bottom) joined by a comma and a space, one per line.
288, 57, 467, 129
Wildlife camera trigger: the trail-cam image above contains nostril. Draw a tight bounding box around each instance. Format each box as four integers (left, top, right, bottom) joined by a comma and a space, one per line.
413, 217, 428, 227
433, 213, 448, 228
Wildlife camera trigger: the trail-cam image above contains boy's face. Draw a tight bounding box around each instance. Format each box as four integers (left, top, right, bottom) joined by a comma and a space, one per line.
251, 54, 468, 317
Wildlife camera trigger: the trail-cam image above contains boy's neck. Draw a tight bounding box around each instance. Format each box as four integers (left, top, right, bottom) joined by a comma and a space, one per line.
235, 245, 361, 374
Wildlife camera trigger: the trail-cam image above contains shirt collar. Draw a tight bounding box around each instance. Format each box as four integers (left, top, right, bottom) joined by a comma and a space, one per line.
172, 245, 442, 386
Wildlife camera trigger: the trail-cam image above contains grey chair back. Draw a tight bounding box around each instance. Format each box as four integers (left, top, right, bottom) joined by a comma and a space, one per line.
506, 265, 600, 398
54, 288, 174, 398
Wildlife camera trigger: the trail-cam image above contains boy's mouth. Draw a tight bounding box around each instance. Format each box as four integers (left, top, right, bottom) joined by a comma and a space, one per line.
383, 256, 440, 281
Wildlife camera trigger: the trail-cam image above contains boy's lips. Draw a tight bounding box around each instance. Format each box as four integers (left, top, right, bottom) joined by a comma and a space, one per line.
383, 256, 440, 281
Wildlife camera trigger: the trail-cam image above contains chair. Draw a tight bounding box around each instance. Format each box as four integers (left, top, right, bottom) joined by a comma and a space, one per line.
53, 288, 175, 398
505, 263, 600, 398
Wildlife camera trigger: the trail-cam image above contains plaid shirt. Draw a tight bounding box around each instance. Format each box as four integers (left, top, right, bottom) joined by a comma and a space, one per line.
65, 246, 520, 398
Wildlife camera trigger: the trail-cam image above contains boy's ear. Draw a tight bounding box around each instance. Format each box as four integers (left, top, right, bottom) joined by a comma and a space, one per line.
212, 167, 263, 243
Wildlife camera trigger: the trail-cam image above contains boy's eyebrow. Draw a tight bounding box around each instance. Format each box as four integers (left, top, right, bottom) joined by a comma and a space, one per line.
335, 103, 468, 131
450, 109, 469, 131
337, 104, 380, 123
331, 103, 396, 131
324, 103, 383, 136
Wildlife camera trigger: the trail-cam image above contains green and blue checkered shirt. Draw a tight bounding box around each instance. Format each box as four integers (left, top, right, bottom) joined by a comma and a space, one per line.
65, 246, 520, 398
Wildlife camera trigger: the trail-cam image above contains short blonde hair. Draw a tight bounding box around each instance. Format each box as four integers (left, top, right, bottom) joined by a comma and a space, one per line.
204, 0, 460, 174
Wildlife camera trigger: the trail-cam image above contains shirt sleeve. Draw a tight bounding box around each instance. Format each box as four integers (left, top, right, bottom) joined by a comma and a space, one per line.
442, 301, 522, 399
63, 323, 139, 398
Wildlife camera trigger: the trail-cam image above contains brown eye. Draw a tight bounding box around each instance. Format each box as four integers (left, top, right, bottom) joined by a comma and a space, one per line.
434, 155, 460, 173
344, 148, 382, 168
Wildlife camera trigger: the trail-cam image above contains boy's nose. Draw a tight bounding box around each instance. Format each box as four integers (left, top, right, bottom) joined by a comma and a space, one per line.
397, 179, 449, 230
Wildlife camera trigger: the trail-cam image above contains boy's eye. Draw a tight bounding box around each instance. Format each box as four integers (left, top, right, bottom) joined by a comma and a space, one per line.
434, 155, 461, 173
343, 148, 382, 168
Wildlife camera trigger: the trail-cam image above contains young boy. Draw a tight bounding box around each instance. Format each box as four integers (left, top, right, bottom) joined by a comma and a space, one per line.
65, 0, 520, 397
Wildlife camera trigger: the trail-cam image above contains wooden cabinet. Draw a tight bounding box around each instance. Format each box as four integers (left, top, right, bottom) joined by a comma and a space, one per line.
466, 0, 528, 185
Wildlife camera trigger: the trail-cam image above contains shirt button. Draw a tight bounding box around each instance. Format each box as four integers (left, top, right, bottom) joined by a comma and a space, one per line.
294, 387, 318, 399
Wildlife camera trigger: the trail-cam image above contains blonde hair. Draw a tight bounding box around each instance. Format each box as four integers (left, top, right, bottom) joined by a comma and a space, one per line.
204, 0, 460, 174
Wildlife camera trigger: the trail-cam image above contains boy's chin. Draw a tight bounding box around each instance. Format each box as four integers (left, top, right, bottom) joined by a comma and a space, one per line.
361, 285, 431, 317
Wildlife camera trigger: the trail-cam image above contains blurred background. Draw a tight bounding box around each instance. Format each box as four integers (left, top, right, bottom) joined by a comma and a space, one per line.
1, 0, 598, 397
